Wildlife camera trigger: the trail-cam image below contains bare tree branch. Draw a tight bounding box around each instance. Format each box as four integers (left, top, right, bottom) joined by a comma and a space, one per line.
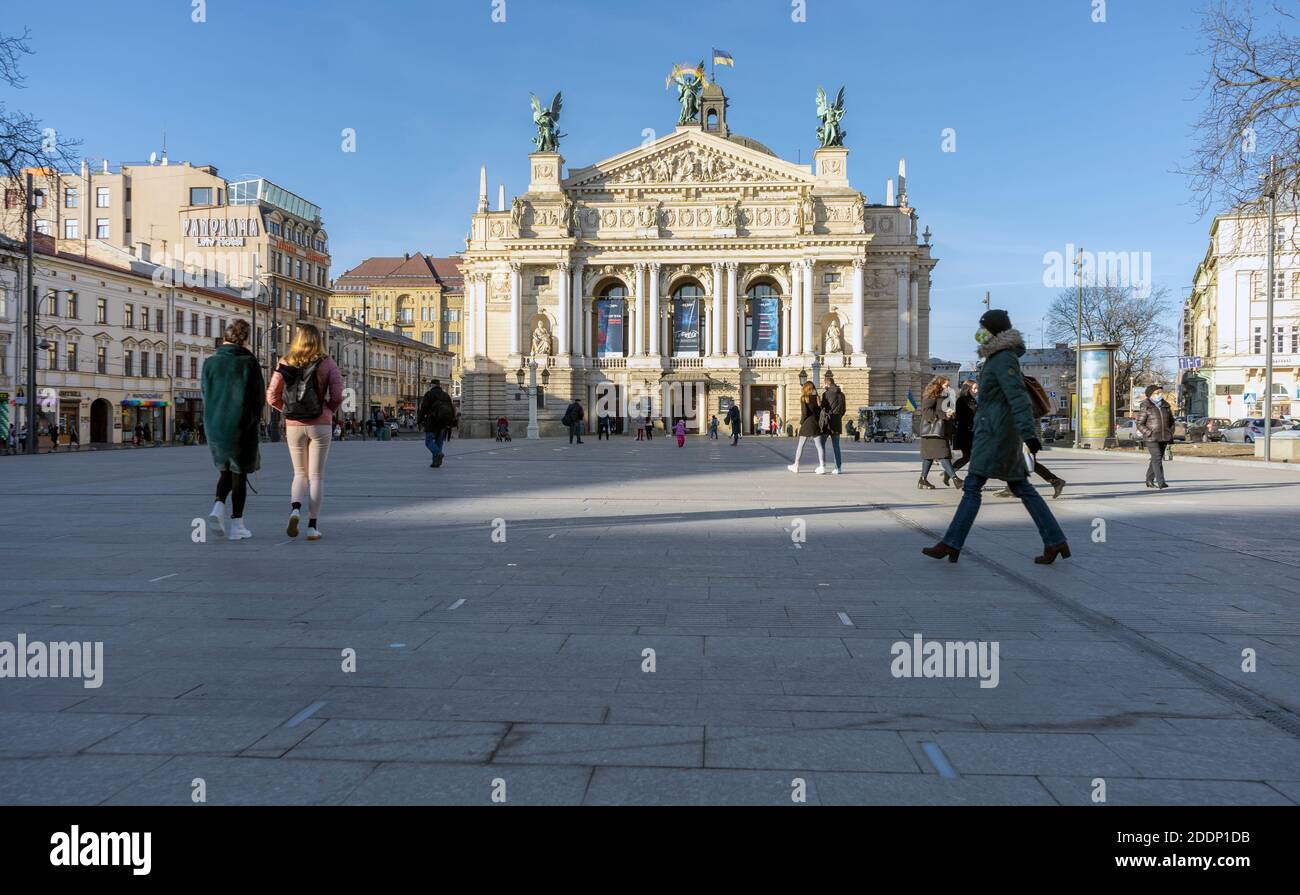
1184, 1, 1300, 216
1045, 283, 1177, 397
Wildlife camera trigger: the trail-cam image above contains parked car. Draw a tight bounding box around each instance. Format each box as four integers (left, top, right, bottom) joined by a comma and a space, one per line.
1114, 418, 1139, 443
1221, 418, 1289, 443
1186, 417, 1231, 442
1264, 422, 1300, 440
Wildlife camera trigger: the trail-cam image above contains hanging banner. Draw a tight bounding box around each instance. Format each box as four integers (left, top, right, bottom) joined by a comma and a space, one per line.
752, 296, 780, 355
673, 298, 700, 355
596, 299, 624, 357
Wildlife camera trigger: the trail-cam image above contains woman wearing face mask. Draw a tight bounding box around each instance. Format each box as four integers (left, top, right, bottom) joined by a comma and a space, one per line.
922, 309, 1070, 565
1135, 384, 1175, 489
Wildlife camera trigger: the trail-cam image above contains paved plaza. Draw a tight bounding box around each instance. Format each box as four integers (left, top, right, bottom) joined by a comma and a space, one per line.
0, 436, 1298, 805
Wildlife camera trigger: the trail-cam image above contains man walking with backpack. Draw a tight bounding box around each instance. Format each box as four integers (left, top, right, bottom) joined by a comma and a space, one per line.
562, 398, 585, 444
418, 379, 456, 468
726, 401, 741, 446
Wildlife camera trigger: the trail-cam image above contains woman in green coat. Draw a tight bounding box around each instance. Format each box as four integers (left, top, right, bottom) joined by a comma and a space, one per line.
201, 319, 265, 541
922, 310, 1069, 565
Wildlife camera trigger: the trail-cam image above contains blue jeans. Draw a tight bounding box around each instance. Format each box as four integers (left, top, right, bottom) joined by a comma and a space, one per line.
820, 434, 842, 470
425, 431, 446, 461
942, 473, 1066, 550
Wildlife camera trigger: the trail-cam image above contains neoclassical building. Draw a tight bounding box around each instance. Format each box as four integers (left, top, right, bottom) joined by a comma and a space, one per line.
459, 84, 936, 436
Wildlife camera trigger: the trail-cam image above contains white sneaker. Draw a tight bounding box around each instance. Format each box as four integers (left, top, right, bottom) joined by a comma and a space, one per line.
209, 501, 226, 537
831, 468, 841, 475
786, 464, 799, 473
227, 519, 252, 541
815, 466, 827, 475
287, 508, 300, 538
306, 527, 322, 541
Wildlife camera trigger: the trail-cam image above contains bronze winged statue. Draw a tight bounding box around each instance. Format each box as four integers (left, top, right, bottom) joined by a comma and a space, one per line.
530, 92, 564, 152
815, 86, 847, 148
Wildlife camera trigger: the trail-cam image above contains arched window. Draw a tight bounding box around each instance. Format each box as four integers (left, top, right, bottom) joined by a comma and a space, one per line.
706, 110, 719, 132
745, 281, 782, 356
593, 283, 628, 357
669, 282, 705, 356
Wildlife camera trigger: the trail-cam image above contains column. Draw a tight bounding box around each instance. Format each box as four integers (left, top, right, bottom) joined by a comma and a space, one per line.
648, 262, 661, 356
556, 262, 570, 356
711, 263, 724, 356
478, 276, 488, 356
896, 266, 910, 357
633, 263, 645, 356
509, 263, 522, 356
909, 274, 920, 358
789, 263, 802, 355
571, 260, 585, 358
802, 260, 815, 355
583, 305, 592, 357
696, 384, 706, 433
463, 273, 477, 360
851, 259, 865, 354
725, 262, 738, 355
782, 302, 791, 356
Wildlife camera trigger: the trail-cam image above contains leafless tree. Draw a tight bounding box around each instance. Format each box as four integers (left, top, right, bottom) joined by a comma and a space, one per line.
0, 28, 80, 219
1186, 2, 1300, 216
1045, 283, 1176, 402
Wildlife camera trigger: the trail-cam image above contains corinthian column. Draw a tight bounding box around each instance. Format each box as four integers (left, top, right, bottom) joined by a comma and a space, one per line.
789, 262, 802, 355
633, 263, 645, 356
802, 260, 815, 354
648, 262, 661, 357
910, 273, 920, 359
896, 266, 910, 358
509, 263, 522, 356
571, 259, 585, 358
711, 263, 724, 356
556, 262, 570, 356
851, 259, 865, 354
463, 273, 477, 361
725, 262, 738, 355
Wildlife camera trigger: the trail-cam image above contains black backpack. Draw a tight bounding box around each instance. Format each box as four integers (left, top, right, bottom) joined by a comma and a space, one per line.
279, 361, 324, 421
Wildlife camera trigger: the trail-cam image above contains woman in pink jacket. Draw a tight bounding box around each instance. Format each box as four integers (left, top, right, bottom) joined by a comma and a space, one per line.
266, 323, 345, 541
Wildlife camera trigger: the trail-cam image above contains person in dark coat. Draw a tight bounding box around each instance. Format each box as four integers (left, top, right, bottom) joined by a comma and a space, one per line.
917, 375, 961, 489
819, 371, 847, 474
950, 380, 978, 471
201, 319, 265, 541
922, 310, 1069, 565
1135, 383, 1176, 489
563, 398, 585, 444
787, 381, 827, 472
417, 379, 456, 468
726, 402, 741, 446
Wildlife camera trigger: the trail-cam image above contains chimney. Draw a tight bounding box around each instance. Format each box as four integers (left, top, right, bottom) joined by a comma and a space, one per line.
102, 160, 109, 174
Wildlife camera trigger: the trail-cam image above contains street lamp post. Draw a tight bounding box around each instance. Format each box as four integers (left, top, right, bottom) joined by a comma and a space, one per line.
526, 359, 540, 439
1073, 246, 1084, 449
1264, 155, 1277, 461
25, 172, 37, 455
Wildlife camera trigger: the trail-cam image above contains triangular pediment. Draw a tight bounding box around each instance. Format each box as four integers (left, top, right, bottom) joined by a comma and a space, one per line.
565, 128, 814, 190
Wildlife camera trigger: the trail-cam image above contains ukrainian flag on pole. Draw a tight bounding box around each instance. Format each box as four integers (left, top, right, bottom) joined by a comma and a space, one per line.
713, 48, 734, 69
904, 393, 919, 413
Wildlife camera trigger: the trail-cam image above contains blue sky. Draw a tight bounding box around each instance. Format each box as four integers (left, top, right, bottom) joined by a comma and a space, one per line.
10, 0, 1265, 363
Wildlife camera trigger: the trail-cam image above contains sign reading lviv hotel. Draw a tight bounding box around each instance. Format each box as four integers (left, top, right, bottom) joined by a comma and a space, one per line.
183, 216, 261, 247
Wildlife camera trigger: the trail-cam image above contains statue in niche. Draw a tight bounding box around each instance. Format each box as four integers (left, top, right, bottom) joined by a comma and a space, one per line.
531, 320, 552, 357
824, 318, 844, 354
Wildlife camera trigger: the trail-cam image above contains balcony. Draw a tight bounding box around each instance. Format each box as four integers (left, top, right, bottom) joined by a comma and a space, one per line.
744, 356, 782, 369
591, 357, 627, 370
667, 356, 704, 370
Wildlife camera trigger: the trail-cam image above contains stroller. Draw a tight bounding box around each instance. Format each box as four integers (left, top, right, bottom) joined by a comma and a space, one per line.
495, 417, 512, 442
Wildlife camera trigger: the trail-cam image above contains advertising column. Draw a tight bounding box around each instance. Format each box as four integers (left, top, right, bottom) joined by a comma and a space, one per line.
1078, 341, 1119, 449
